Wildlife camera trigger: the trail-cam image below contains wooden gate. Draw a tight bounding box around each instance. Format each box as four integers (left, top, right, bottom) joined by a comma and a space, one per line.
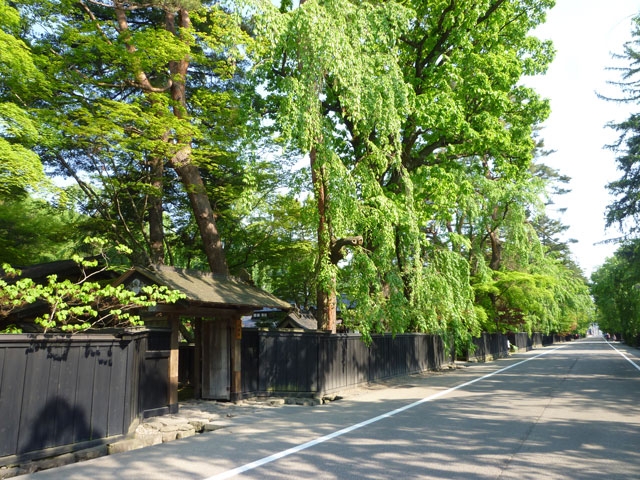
201, 320, 231, 400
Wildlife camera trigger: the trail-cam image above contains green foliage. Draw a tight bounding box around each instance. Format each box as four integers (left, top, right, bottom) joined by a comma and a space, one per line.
474, 255, 594, 336
0, 271, 183, 333
0, 239, 185, 334
605, 114, 640, 234
225, 192, 318, 306
602, 15, 640, 236
0, 104, 45, 197
397, 0, 554, 174
591, 14, 640, 345
254, 0, 418, 329
251, 0, 586, 343
591, 240, 640, 345
0, 194, 87, 265
0, 0, 593, 347
415, 248, 480, 352
13, 0, 258, 268
0, 0, 48, 198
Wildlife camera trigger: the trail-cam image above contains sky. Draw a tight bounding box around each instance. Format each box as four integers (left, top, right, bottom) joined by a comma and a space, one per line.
523, 0, 640, 277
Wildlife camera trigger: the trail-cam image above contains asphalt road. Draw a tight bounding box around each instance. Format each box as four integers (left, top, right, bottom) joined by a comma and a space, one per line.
27, 337, 640, 480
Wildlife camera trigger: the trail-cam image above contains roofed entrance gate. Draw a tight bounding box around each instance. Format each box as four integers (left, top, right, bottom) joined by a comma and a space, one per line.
115, 265, 291, 404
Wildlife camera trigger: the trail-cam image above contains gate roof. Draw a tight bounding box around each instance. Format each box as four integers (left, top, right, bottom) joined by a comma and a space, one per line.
114, 265, 291, 312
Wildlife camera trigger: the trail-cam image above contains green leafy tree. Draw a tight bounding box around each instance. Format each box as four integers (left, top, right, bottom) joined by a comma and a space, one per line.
1, 238, 184, 334
605, 112, 640, 234
529, 156, 579, 267
602, 14, 640, 235
18, 0, 259, 273
531, 212, 577, 265
0, 194, 86, 265
463, 160, 593, 335
4, 0, 589, 348
252, 0, 557, 351
255, 0, 414, 332
592, 14, 640, 344
591, 240, 640, 344
225, 192, 317, 307
0, 0, 48, 197
475, 259, 593, 336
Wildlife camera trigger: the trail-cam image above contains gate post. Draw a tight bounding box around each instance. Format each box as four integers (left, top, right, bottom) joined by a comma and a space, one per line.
169, 315, 179, 413
230, 315, 242, 403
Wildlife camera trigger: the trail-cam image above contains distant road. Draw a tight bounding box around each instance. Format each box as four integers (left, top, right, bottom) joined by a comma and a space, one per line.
28, 337, 640, 480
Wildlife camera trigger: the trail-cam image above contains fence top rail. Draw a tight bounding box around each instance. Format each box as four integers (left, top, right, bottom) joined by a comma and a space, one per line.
0, 328, 164, 345
243, 329, 441, 339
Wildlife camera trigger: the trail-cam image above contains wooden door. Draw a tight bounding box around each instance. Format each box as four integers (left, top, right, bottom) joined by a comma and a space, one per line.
201, 320, 230, 400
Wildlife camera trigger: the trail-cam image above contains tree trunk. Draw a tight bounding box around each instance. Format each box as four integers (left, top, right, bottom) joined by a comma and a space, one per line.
165, 8, 228, 276
296, 0, 336, 332
175, 162, 229, 275
317, 280, 337, 333
488, 228, 502, 271
148, 154, 164, 265
310, 147, 336, 333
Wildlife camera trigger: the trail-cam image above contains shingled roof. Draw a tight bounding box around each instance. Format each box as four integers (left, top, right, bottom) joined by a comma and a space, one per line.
114, 265, 291, 311
278, 309, 318, 330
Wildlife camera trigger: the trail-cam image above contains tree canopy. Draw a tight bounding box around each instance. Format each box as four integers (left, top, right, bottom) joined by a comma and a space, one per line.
603, 14, 640, 236
1, 0, 595, 344
593, 13, 640, 345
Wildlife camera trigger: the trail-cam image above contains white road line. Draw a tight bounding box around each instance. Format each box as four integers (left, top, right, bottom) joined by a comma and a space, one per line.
203, 346, 566, 480
605, 341, 640, 372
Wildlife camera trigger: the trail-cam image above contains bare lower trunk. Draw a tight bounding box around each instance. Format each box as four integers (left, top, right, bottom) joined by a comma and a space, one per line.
488, 229, 502, 271
316, 279, 337, 333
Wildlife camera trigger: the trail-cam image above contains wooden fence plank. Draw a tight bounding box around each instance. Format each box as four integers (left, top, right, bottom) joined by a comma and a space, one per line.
90, 343, 112, 440
0, 346, 25, 457
73, 343, 97, 444
57, 344, 81, 446
0, 330, 168, 466
236, 331, 449, 398
107, 341, 129, 437
43, 344, 64, 450
17, 342, 53, 454
241, 329, 258, 395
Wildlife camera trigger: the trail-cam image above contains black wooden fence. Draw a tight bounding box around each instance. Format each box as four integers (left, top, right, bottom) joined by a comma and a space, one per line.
2, 328, 566, 466
467, 333, 510, 362
240, 331, 445, 397
507, 332, 532, 351
0, 329, 171, 467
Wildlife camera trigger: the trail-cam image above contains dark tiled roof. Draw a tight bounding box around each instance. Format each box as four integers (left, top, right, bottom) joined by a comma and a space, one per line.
116, 265, 291, 310
278, 309, 318, 330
